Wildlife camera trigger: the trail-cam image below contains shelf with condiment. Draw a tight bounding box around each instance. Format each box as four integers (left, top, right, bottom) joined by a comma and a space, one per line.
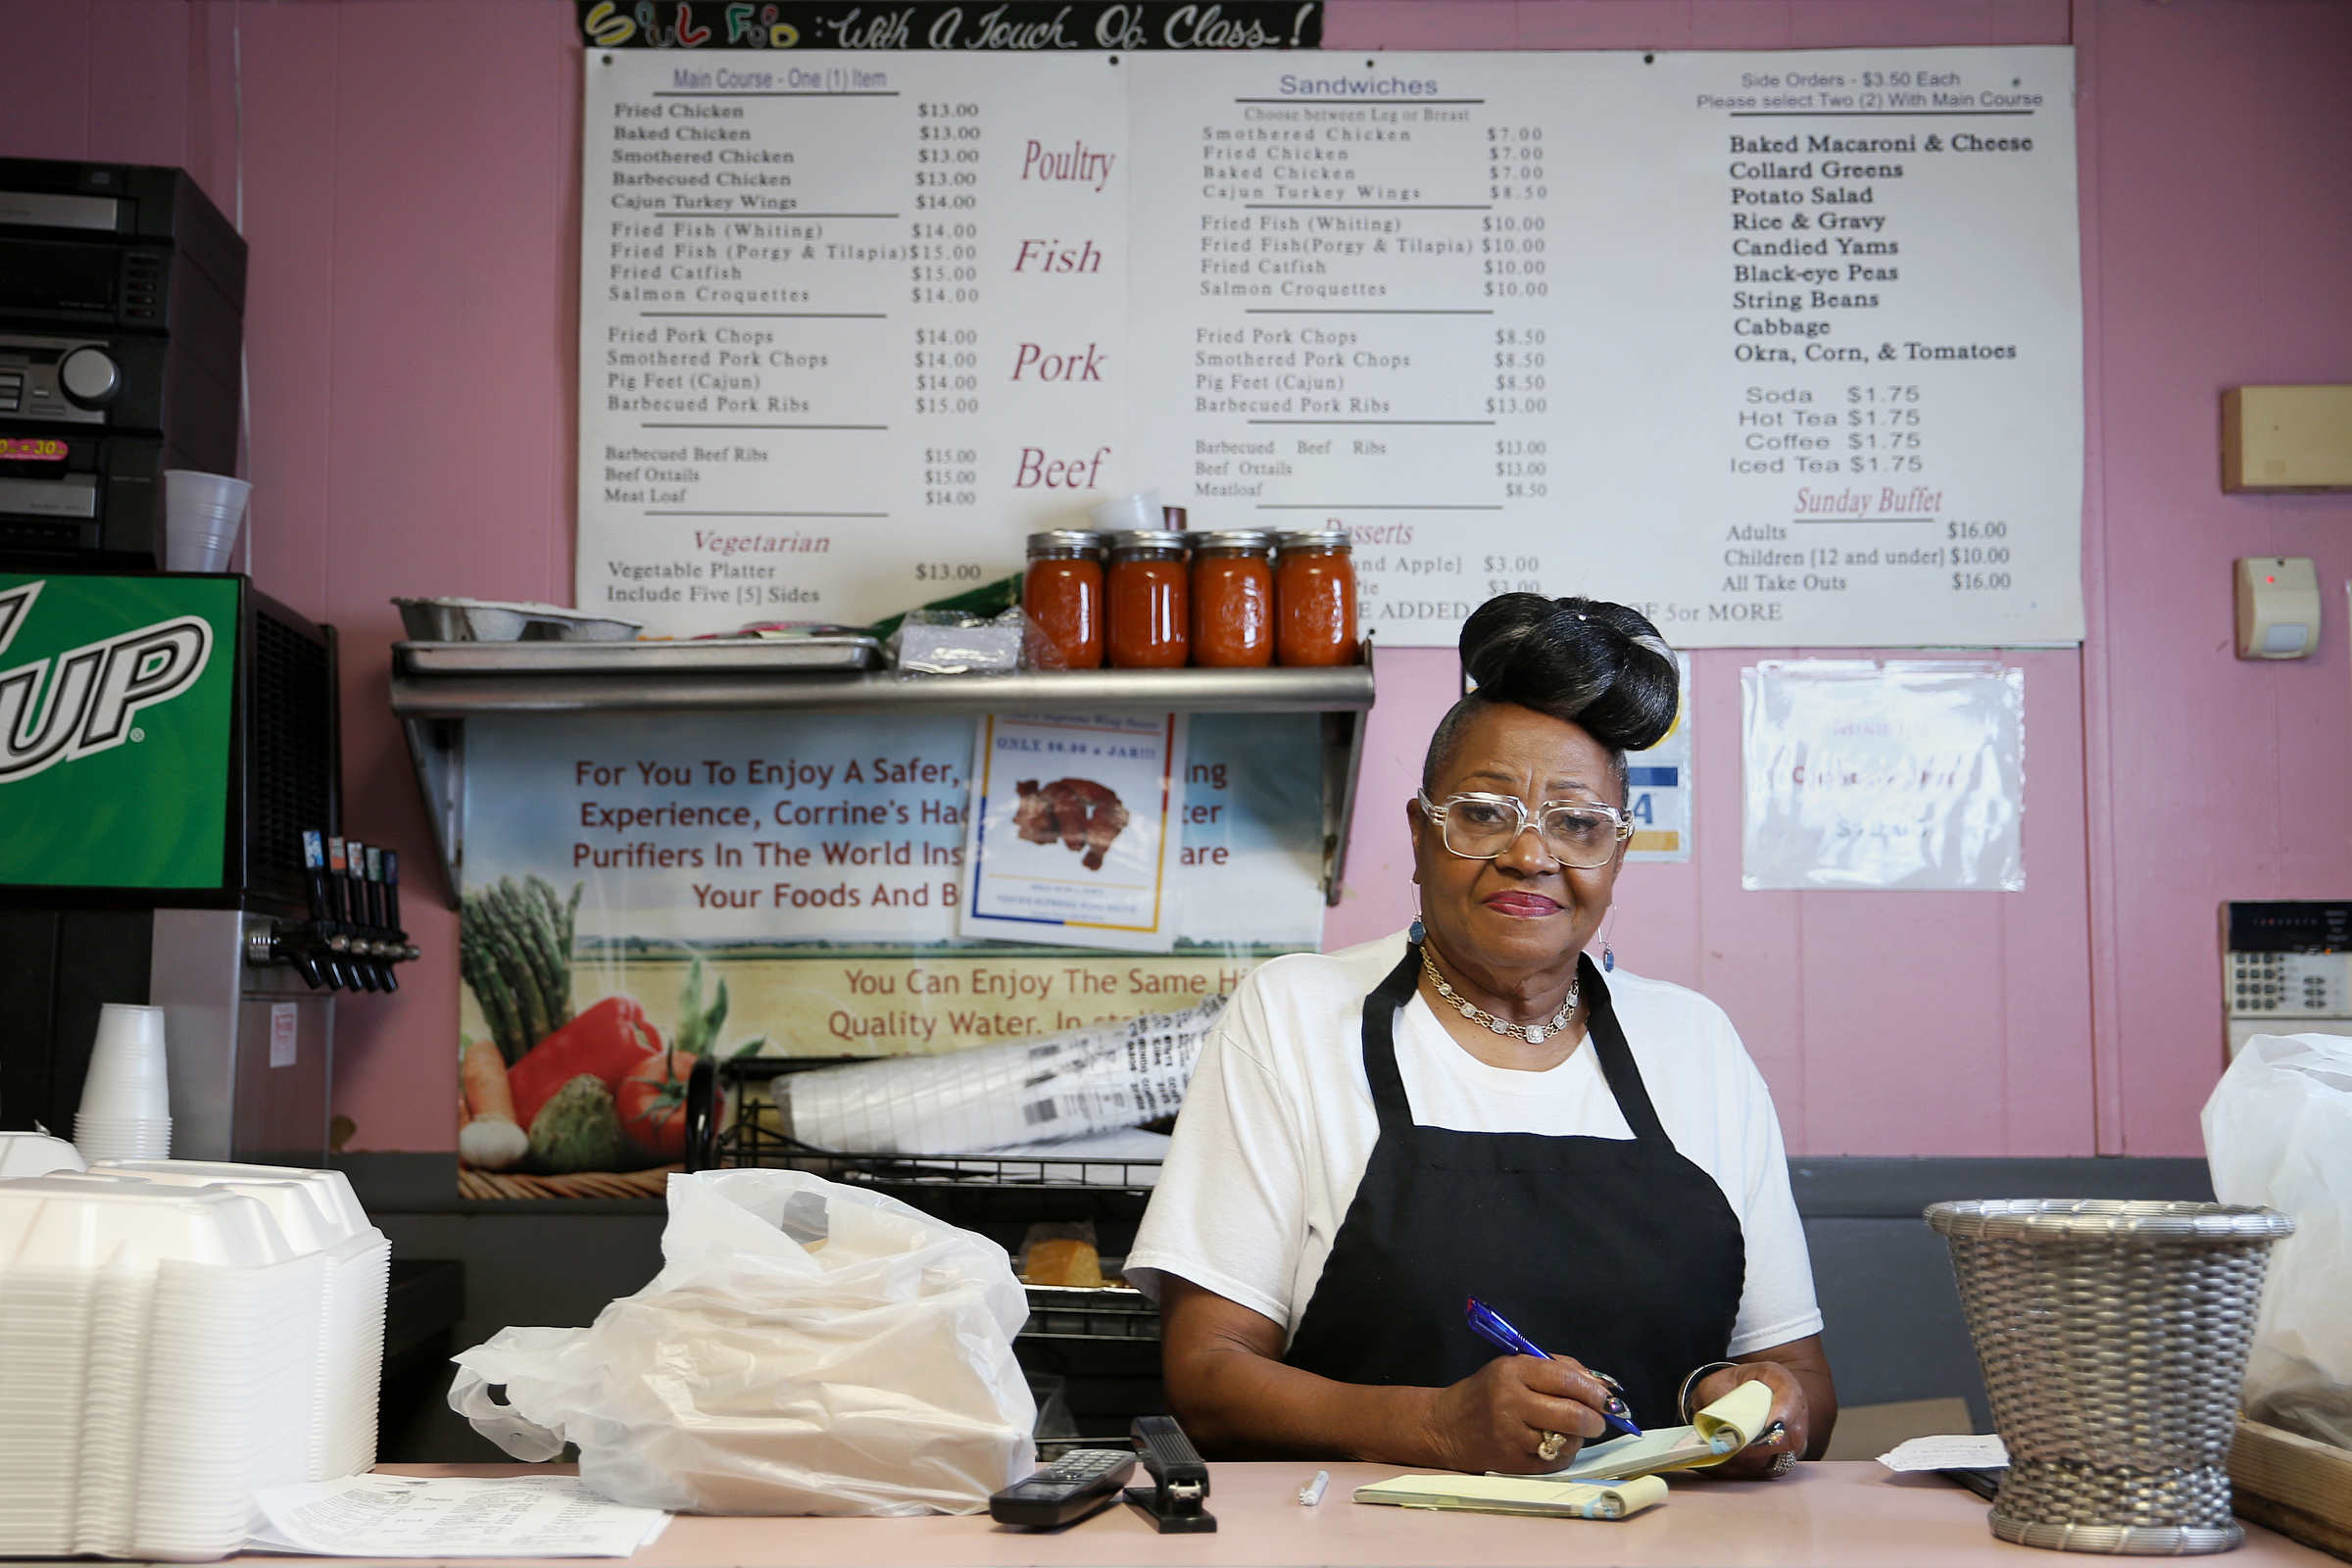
389, 639, 1373, 911
1027, 523, 1358, 672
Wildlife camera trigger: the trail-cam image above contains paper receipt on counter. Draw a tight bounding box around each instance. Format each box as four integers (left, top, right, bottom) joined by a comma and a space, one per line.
1876, 1434, 2011, 1473
249, 1473, 670, 1557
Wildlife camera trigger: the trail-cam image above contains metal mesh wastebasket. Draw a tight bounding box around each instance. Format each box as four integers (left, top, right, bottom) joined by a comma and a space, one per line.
1926, 1200, 2295, 1555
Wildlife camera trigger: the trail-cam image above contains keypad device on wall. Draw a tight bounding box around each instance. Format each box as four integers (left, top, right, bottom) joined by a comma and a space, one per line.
2224, 901, 2352, 1059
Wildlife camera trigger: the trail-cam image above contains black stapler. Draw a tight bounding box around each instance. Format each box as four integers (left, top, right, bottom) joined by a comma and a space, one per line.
1124, 1415, 1216, 1533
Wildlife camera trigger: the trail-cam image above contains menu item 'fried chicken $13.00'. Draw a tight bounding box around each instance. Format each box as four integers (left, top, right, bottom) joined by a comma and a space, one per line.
1012, 777, 1130, 870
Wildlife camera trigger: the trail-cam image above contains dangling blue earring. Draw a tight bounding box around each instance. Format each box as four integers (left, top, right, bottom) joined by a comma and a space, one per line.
1602, 941, 1615, 973
1408, 914, 1426, 945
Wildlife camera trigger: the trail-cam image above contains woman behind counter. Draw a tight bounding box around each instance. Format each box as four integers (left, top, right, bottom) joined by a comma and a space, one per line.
1125, 594, 1836, 1477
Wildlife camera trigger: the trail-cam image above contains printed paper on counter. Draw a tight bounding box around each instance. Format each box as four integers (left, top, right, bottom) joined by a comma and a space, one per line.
249, 1473, 669, 1557
1878, 1434, 2010, 1472
959, 712, 1186, 951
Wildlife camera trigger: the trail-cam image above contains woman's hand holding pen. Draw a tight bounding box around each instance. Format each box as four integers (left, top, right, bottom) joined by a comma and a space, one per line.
1420, 1354, 1615, 1476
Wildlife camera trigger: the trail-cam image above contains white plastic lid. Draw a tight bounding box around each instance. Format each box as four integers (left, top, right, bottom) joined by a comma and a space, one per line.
83, 1172, 340, 1252
0, 1133, 86, 1179
0, 1177, 293, 1271
91, 1159, 368, 1240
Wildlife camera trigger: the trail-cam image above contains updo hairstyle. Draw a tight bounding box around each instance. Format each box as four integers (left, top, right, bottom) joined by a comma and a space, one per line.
1421, 594, 1682, 800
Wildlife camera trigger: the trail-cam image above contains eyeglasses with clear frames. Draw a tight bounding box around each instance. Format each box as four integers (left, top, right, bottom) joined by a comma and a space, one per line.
1414, 790, 1637, 868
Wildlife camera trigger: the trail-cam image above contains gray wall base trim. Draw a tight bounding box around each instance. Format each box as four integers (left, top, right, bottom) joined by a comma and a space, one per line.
1788, 1156, 2215, 1215
338, 1152, 2217, 1218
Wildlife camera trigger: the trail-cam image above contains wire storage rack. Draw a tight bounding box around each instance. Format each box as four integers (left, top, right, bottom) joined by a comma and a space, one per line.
683, 1055, 1169, 1195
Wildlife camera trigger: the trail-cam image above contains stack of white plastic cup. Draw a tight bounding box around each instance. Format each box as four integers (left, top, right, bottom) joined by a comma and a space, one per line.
1086, 489, 1164, 534
74, 1004, 172, 1162
162, 469, 252, 572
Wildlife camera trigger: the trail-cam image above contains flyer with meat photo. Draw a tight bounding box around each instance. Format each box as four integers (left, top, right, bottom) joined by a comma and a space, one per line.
959, 713, 1186, 952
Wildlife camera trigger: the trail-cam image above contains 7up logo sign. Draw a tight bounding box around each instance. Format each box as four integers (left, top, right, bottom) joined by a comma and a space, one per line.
0, 572, 235, 889
0, 579, 215, 785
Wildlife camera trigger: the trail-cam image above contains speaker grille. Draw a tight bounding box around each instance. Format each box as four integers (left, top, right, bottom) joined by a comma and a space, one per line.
250, 609, 330, 895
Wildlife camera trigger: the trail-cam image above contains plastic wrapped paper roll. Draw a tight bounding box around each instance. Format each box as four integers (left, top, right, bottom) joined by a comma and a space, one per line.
774, 998, 1226, 1154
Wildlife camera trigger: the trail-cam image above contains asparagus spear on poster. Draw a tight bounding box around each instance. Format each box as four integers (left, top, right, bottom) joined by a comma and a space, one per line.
957, 712, 1187, 954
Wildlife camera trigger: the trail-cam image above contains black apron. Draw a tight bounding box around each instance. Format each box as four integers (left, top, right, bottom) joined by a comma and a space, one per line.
1281, 945, 1745, 1429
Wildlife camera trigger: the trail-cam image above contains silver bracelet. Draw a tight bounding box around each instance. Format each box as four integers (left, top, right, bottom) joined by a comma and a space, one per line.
1677, 1360, 1739, 1425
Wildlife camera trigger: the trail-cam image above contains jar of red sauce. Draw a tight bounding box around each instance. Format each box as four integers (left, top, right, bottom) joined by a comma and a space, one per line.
1275, 530, 1357, 666
1190, 530, 1276, 667
1022, 530, 1106, 670
1106, 530, 1190, 668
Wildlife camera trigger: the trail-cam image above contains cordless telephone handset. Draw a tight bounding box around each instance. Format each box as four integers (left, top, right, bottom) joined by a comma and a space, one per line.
987, 1448, 1136, 1529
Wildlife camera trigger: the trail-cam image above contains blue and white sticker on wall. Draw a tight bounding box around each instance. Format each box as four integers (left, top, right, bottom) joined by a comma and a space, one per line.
1622, 667, 1691, 864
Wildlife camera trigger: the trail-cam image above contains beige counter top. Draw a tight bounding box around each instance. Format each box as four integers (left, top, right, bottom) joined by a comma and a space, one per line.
214, 1461, 2336, 1567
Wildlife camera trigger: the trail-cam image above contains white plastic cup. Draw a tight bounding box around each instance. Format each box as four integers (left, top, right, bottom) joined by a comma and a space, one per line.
72, 1116, 172, 1161
80, 1004, 171, 1121
162, 469, 252, 572
1086, 489, 1163, 535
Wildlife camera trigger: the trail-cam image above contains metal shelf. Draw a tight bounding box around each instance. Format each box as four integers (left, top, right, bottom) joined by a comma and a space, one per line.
683, 1057, 1169, 1197
1022, 1282, 1160, 1342
391, 642, 1373, 908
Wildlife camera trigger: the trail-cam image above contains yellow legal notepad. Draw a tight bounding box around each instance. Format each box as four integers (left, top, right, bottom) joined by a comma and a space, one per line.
1353, 1473, 1670, 1520
1520, 1377, 1776, 1483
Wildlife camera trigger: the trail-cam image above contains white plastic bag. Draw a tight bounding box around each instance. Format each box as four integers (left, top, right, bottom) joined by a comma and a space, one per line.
449, 1169, 1034, 1515
2201, 1032, 2352, 1447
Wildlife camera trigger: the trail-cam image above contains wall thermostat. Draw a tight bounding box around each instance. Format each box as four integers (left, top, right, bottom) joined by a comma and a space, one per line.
2234, 557, 2320, 660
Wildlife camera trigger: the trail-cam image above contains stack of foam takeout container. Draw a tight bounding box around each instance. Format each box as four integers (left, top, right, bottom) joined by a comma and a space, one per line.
0, 1154, 389, 1561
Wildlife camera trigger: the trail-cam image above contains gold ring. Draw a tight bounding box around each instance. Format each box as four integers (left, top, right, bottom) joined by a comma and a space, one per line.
1537, 1432, 1567, 1462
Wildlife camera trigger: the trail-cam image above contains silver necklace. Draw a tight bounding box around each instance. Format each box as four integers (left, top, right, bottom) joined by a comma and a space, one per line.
1419, 946, 1578, 1045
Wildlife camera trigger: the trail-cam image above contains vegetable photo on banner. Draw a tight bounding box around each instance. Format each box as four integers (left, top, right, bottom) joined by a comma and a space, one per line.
460, 874, 583, 1064
621, 957, 771, 1163
459, 1037, 530, 1173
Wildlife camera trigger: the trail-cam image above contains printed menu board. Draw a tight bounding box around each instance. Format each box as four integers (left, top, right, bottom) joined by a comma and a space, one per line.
579, 47, 2082, 647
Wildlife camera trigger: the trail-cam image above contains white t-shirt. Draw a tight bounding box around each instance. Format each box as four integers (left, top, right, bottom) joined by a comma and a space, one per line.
1126, 932, 1823, 1358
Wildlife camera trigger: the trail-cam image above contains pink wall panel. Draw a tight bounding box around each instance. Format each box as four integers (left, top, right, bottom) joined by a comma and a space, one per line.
0, 0, 93, 161
1326, 1, 1521, 50
234, 0, 340, 617
1514, 3, 1692, 50
2083, 0, 2352, 1153
1785, 1, 1995, 48
1689, 4, 1797, 51
3, 0, 2346, 1158
81, 2, 189, 172
316, 2, 581, 1152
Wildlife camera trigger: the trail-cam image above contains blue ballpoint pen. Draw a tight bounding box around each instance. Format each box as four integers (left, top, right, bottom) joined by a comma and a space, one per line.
1464, 1298, 1644, 1439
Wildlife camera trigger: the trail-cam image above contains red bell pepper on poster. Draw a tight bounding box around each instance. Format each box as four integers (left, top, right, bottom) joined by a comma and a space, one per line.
507, 995, 663, 1133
